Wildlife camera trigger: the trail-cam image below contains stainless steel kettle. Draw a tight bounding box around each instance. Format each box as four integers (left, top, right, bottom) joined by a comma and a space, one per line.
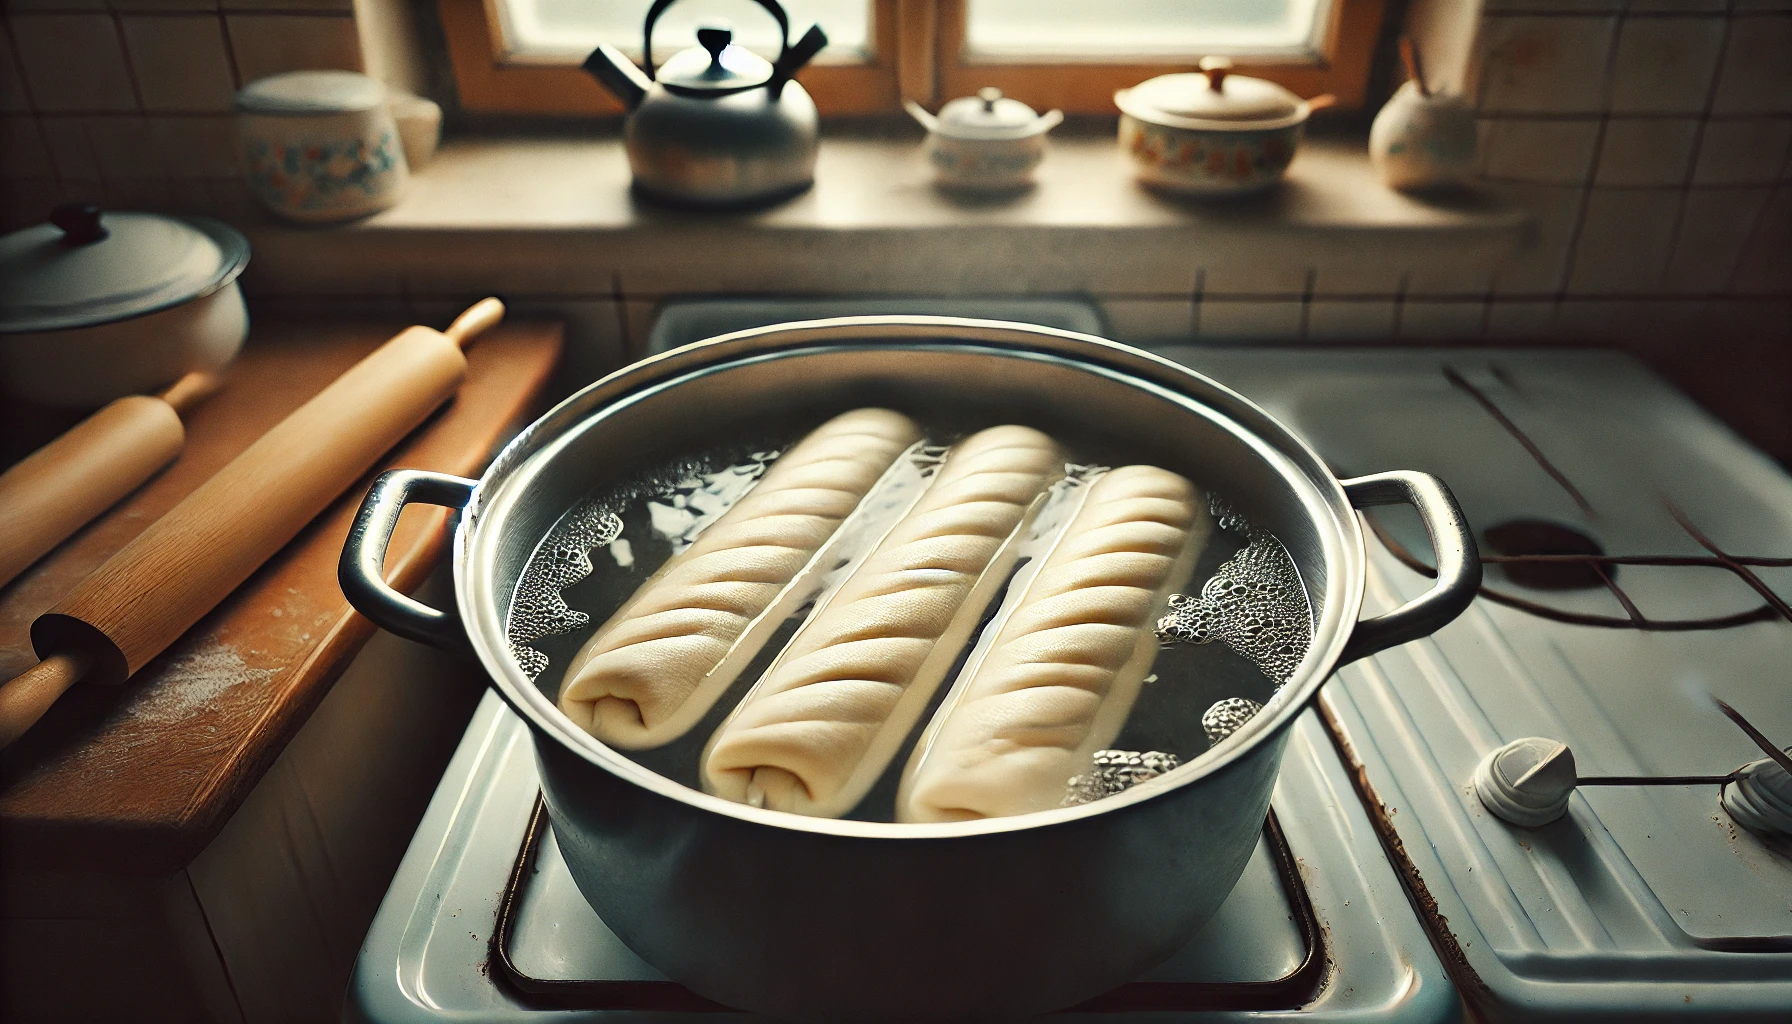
583, 0, 827, 207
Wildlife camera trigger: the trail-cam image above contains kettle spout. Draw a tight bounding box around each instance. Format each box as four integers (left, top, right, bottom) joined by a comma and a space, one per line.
582, 44, 652, 110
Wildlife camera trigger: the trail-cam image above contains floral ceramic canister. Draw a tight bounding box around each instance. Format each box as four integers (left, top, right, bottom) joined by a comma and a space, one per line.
236, 71, 409, 223
1369, 81, 1477, 191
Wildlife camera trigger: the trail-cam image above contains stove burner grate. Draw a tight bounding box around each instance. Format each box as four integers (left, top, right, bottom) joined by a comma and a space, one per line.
487, 798, 1328, 1014
1365, 366, 1792, 632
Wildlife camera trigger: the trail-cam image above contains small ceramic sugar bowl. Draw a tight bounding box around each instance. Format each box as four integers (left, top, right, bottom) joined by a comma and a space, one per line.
235, 71, 409, 223
906, 88, 1063, 190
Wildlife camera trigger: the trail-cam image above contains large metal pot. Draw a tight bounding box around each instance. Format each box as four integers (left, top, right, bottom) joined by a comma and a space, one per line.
340, 318, 1479, 1020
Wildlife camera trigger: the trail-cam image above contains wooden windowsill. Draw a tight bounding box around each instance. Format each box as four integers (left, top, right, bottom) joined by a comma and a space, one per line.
239, 127, 1528, 301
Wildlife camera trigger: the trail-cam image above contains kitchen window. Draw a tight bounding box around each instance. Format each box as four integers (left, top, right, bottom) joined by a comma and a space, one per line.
440, 0, 1386, 116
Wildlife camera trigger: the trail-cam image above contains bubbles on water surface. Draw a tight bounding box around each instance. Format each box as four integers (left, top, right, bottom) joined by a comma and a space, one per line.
1062, 749, 1181, 807
1156, 494, 1312, 687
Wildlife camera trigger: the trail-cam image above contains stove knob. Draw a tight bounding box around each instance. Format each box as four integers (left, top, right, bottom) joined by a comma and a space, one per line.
1474, 736, 1576, 827
1721, 749, 1792, 838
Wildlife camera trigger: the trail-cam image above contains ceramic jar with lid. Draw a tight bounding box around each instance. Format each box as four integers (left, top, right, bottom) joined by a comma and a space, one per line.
906, 87, 1064, 190
1370, 81, 1477, 191
0, 204, 249, 408
1115, 57, 1332, 197
235, 70, 409, 223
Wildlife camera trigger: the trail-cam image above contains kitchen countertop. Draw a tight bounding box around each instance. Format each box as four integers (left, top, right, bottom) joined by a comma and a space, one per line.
0, 320, 562, 875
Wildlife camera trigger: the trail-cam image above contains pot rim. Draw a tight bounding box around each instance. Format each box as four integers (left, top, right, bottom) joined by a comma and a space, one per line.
454, 317, 1366, 840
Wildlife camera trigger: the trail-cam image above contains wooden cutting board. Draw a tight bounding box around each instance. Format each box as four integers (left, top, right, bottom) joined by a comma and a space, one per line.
0, 318, 562, 875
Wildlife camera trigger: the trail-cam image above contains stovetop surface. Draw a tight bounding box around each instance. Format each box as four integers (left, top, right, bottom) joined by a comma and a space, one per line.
1165, 348, 1792, 1020
347, 691, 1456, 1022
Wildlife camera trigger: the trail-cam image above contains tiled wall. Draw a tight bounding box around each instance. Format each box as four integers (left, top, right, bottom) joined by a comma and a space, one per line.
1102, 0, 1791, 346
1, 0, 365, 227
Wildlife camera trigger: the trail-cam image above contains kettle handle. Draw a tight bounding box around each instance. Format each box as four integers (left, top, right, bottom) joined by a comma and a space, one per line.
641, 0, 791, 77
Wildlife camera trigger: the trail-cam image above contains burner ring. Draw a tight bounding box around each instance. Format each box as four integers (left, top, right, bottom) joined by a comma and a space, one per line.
1482, 519, 1611, 591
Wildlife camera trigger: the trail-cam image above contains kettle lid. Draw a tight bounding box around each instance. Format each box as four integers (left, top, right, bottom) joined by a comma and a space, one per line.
656, 25, 774, 94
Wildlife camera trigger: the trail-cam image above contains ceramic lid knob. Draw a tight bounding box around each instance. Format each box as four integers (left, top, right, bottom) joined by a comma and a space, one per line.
1474, 736, 1577, 827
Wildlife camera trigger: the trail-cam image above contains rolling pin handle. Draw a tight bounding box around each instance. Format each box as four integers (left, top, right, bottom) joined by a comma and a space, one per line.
443, 298, 506, 350
340, 469, 476, 654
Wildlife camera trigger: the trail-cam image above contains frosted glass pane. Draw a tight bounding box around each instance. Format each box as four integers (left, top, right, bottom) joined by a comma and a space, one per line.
966, 0, 1327, 58
505, 0, 869, 62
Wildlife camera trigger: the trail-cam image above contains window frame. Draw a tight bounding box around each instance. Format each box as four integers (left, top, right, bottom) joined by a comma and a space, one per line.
439, 0, 1388, 117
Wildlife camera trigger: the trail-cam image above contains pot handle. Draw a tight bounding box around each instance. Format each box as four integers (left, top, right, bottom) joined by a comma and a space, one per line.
1336, 471, 1480, 665
339, 468, 476, 654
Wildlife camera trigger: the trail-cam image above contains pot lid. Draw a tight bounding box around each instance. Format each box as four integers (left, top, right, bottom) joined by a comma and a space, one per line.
1118, 57, 1305, 129
656, 25, 773, 94
0, 204, 250, 334
235, 69, 386, 115
935, 87, 1053, 138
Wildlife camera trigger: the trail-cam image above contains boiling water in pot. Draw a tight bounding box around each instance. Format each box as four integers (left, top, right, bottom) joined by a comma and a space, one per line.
506, 416, 1312, 824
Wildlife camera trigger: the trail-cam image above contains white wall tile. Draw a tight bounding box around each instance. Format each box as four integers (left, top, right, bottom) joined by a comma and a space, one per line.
226, 13, 363, 84
4, 0, 108, 11
0, 23, 32, 113
2, 177, 63, 230
0, 116, 52, 176
1484, 181, 1585, 295
1608, 15, 1725, 115
150, 113, 240, 177
84, 114, 166, 180
1729, 187, 1792, 293
1712, 14, 1792, 115
1629, 0, 1725, 11
1567, 188, 1681, 293
1594, 118, 1700, 186
1664, 187, 1770, 293
1692, 118, 1792, 186
1196, 299, 1303, 340
1200, 266, 1308, 296
37, 115, 99, 178
121, 15, 237, 113
1400, 299, 1486, 338
105, 176, 173, 207
10, 14, 138, 113
1311, 264, 1403, 296
111, 0, 222, 10
1100, 298, 1194, 342
1486, 299, 1558, 337
1406, 266, 1494, 297
1550, 299, 1630, 340
1305, 299, 1395, 340
1477, 16, 1617, 115
1480, 117, 1600, 184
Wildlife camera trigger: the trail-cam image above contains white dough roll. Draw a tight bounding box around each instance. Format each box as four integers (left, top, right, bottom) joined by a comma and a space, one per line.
702, 425, 1064, 818
557, 408, 923, 749
898, 465, 1210, 822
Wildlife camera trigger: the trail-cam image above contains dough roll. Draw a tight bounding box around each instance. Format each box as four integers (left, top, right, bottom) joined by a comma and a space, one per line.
558, 408, 923, 749
703, 425, 1064, 818
898, 465, 1211, 822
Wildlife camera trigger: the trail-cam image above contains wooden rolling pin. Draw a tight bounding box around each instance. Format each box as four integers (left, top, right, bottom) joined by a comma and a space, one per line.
0, 298, 506, 748
0, 372, 223, 590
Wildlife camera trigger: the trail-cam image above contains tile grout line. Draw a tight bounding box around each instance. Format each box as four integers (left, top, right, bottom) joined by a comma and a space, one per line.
1551, 0, 1633, 310
1658, 0, 1738, 291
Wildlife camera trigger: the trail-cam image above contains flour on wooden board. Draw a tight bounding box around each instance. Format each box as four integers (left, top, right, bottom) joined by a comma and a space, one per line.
124, 637, 280, 725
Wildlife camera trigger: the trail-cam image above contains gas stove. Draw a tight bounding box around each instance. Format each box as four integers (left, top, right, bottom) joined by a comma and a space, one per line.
348, 332, 1790, 1022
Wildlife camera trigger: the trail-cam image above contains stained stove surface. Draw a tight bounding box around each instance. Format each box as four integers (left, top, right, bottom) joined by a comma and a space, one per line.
1168, 348, 1792, 1020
